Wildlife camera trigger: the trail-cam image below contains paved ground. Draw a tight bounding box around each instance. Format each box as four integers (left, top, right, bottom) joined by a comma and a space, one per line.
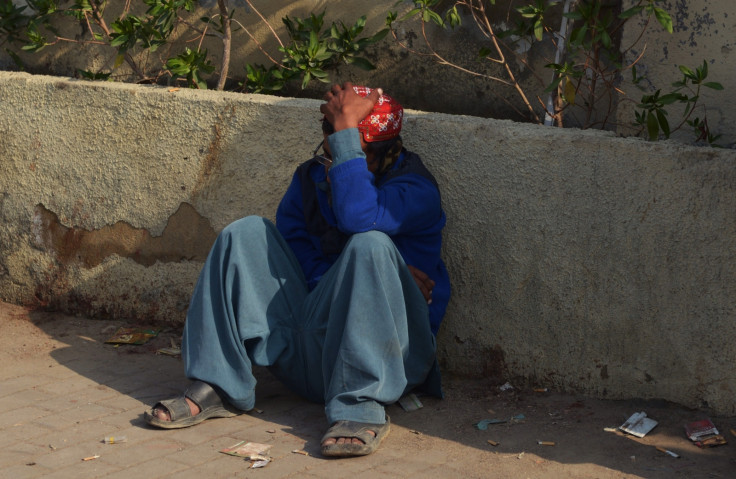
1, 300, 734, 478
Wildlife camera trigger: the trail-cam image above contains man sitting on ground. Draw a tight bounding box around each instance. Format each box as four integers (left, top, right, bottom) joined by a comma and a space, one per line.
145, 82, 451, 457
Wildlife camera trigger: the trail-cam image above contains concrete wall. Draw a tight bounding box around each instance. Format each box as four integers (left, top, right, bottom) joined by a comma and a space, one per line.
1, 72, 735, 414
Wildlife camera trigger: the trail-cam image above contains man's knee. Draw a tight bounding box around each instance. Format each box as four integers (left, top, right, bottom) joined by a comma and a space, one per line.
221, 215, 272, 239
345, 231, 396, 256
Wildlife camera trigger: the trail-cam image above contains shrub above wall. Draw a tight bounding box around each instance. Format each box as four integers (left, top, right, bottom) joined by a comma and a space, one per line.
1, 1, 733, 146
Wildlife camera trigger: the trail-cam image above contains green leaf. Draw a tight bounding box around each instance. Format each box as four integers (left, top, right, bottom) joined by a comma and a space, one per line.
600, 30, 611, 49
21, 43, 44, 52
109, 34, 128, 47
4, 49, 24, 70
301, 71, 311, 89
656, 109, 670, 138
533, 19, 543, 41
445, 6, 461, 28
569, 25, 587, 45
619, 6, 644, 19
517, 6, 537, 18
658, 93, 682, 105
646, 111, 659, 140
683, 101, 693, 116
421, 8, 430, 23
425, 9, 442, 26
678, 65, 696, 80
696, 60, 708, 81
77, 69, 111, 81
654, 7, 673, 33
399, 8, 420, 22
368, 28, 389, 43
703, 82, 724, 90
543, 76, 563, 93
563, 79, 576, 105
347, 56, 375, 70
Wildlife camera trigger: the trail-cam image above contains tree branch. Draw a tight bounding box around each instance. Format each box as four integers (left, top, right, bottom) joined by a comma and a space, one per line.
216, 0, 232, 90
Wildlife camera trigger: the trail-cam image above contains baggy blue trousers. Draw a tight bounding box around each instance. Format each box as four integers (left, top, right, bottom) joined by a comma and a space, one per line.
182, 216, 438, 425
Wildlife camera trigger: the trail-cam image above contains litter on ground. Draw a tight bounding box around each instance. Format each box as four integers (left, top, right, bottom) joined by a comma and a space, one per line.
619, 412, 658, 437
105, 327, 160, 345
220, 441, 273, 459
476, 414, 525, 430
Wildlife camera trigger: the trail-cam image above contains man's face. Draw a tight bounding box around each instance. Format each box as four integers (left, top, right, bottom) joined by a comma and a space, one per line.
323, 133, 378, 174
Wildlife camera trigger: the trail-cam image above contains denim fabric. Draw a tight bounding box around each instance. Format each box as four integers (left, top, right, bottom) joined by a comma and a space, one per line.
182, 216, 437, 425
327, 127, 365, 167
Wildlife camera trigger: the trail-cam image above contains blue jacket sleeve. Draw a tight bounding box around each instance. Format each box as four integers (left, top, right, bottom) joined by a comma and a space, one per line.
327, 130, 442, 235
275, 170, 332, 289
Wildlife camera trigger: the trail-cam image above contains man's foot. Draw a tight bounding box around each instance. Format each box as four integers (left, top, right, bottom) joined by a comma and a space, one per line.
320, 416, 390, 457
321, 430, 376, 447
144, 381, 241, 429
151, 397, 200, 422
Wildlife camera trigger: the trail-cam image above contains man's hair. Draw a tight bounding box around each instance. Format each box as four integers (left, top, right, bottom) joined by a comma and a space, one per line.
322, 118, 335, 135
365, 136, 402, 164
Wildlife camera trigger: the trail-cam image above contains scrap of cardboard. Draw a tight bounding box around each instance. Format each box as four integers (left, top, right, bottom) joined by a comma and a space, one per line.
220, 441, 272, 459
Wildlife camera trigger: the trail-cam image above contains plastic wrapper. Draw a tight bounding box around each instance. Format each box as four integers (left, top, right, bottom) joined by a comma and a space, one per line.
105, 327, 160, 345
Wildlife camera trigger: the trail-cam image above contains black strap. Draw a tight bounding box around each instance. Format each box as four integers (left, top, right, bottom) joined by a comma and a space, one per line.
297, 159, 349, 256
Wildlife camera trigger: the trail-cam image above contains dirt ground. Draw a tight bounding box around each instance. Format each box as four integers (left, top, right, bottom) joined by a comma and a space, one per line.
1, 300, 735, 478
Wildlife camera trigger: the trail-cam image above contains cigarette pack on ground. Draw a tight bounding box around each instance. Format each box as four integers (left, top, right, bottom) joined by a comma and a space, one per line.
685, 419, 727, 447
619, 412, 658, 437
685, 419, 719, 441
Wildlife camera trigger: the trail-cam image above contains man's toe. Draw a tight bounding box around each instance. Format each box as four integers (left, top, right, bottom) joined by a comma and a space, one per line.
153, 406, 171, 421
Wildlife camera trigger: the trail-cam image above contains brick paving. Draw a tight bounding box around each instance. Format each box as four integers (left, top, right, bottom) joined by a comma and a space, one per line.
1, 302, 734, 478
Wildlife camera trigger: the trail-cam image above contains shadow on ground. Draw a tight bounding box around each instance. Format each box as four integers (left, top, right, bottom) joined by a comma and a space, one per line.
3, 302, 734, 478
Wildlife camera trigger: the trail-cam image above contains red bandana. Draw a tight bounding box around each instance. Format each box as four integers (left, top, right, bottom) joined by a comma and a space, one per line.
352, 86, 403, 143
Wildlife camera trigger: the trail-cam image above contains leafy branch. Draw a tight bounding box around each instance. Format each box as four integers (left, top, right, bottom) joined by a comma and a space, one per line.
385, 0, 723, 144
0, 0, 386, 92
634, 61, 723, 145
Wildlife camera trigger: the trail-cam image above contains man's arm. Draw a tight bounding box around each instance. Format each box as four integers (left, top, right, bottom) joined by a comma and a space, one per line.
329, 164, 443, 234
275, 170, 332, 290
320, 83, 442, 305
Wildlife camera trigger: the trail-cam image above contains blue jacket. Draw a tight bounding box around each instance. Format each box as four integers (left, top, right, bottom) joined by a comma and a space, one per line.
276, 130, 450, 335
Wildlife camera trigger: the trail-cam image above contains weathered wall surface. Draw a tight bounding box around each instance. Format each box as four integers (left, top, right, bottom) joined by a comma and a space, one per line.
617, 0, 736, 145
1, 72, 735, 414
